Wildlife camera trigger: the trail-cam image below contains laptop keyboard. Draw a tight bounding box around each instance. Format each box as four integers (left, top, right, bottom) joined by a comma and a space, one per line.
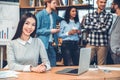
67, 69, 78, 73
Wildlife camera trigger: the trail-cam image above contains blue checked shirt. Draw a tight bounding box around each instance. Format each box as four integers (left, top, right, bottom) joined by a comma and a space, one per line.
83, 10, 113, 46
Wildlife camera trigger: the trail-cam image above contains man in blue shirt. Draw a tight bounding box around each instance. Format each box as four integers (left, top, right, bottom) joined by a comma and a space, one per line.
36, 0, 62, 67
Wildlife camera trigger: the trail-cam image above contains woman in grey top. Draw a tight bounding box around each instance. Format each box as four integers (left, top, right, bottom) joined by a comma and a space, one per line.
7, 13, 51, 72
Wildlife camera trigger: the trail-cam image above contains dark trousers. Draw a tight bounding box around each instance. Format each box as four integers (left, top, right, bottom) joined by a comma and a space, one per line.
61, 41, 80, 66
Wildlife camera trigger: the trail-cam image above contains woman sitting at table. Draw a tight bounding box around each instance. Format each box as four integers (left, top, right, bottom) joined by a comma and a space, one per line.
7, 13, 51, 72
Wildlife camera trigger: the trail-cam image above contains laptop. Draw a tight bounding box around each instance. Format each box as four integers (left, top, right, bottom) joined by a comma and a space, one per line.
56, 48, 91, 76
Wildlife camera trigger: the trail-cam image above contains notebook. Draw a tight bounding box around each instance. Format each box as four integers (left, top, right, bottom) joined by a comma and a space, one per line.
56, 48, 91, 76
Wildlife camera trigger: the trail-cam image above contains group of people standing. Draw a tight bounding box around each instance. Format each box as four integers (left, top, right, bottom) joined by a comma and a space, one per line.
6, 0, 120, 73
82, 0, 120, 65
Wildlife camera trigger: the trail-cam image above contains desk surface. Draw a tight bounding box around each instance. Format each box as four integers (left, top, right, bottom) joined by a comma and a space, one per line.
0, 65, 120, 80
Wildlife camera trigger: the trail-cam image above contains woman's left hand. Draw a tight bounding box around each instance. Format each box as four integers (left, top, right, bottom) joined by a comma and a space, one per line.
37, 63, 47, 72
30, 63, 47, 73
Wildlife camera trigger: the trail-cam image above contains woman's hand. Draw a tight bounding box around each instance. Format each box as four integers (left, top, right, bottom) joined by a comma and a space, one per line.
77, 30, 81, 34
30, 63, 47, 73
51, 29, 60, 34
68, 29, 79, 35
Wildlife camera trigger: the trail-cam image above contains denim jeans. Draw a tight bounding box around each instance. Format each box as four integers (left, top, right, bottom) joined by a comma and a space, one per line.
46, 43, 56, 67
61, 41, 80, 66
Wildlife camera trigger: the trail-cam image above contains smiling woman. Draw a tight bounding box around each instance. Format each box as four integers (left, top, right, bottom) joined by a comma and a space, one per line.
21, 17, 36, 40
7, 13, 51, 72
58, 6, 81, 66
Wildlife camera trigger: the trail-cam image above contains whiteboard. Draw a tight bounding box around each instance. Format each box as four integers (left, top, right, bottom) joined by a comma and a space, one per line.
0, 1, 19, 45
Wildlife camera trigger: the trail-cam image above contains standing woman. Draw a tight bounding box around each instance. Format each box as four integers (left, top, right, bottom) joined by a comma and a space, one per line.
59, 6, 81, 66
7, 13, 51, 72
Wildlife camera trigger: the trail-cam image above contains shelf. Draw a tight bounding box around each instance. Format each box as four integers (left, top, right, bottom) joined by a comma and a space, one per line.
19, 0, 94, 16
19, 0, 93, 14
32, 4, 92, 13
57, 4, 92, 10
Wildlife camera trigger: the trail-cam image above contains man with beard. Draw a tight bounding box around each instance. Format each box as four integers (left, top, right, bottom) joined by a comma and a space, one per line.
110, 0, 120, 64
83, 0, 113, 65
36, 0, 62, 67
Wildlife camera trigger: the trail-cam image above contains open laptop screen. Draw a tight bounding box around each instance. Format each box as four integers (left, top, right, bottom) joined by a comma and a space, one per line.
56, 48, 91, 75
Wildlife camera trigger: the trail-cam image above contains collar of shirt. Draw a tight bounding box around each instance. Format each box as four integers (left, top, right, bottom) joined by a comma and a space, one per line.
70, 19, 75, 22
44, 9, 53, 16
17, 37, 32, 45
95, 9, 106, 14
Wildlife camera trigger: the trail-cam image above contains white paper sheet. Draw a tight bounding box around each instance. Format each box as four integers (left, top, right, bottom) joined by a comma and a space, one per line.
0, 70, 19, 79
98, 66, 120, 71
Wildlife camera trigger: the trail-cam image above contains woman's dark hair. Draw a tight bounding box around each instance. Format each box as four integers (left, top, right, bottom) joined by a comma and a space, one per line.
12, 13, 37, 40
64, 6, 79, 23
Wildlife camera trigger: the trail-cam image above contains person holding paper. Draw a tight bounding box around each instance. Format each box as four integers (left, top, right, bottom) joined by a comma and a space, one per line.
110, 0, 120, 64
7, 13, 51, 72
59, 6, 81, 66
